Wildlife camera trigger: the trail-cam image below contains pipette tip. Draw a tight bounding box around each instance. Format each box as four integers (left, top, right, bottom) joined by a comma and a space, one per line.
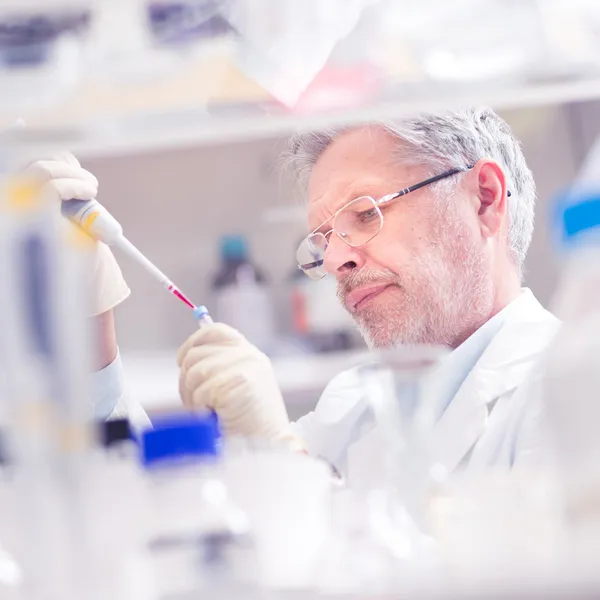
168, 285, 195, 309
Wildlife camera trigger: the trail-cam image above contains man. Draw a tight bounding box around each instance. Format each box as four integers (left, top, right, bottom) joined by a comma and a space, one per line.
176, 107, 560, 481
42, 107, 560, 480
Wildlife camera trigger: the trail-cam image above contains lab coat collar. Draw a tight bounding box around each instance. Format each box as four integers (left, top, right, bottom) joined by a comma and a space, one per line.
429, 298, 507, 421
430, 288, 559, 473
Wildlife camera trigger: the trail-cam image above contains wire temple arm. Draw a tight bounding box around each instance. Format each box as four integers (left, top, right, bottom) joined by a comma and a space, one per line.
400, 165, 512, 198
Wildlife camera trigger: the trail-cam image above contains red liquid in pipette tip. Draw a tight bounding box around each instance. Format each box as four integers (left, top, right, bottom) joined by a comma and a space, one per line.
168, 285, 195, 309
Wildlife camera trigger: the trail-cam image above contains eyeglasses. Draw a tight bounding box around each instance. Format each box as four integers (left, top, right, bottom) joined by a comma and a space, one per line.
297, 166, 488, 280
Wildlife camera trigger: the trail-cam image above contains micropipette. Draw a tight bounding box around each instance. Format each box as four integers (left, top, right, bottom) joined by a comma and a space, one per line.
61, 198, 196, 311
117, 237, 196, 309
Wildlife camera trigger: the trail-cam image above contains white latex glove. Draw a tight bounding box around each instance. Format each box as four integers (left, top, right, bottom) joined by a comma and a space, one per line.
178, 323, 306, 452
24, 152, 130, 316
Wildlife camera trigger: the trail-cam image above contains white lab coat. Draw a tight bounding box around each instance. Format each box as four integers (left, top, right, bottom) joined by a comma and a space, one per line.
291, 290, 560, 485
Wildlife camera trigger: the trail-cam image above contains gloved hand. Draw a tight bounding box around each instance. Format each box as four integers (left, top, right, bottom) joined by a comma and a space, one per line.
25, 152, 130, 316
178, 323, 306, 452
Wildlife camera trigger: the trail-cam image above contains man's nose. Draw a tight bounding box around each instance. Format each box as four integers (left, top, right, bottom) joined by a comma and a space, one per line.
323, 233, 365, 276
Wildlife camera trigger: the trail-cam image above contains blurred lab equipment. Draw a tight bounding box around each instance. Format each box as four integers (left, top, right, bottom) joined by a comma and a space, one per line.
86, 0, 236, 84
141, 413, 254, 597
0, 164, 100, 598
222, 0, 368, 107
350, 347, 448, 514
223, 448, 331, 590
429, 469, 561, 586
99, 417, 136, 450
313, 347, 448, 593
0, 2, 90, 110
3, 0, 600, 150
211, 234, 276, 352
544, 189, 600, 572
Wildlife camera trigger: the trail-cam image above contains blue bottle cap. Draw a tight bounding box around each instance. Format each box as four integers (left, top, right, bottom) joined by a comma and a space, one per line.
141, 413, 219, 467
555, 190, 600, 246
220, 234, 248, 261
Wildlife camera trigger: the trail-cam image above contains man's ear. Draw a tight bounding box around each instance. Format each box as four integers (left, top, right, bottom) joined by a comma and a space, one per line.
470, 159, 508, 238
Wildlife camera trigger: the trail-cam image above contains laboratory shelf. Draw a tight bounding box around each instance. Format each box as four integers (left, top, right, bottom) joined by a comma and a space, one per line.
8, 75, 600, 161
4, 0, 600, 158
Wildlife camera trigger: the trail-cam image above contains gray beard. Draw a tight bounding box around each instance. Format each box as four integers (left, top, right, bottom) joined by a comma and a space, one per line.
338, 235, 493, 349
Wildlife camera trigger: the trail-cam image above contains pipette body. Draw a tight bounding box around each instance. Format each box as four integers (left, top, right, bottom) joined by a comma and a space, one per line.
61, 198, 196, 310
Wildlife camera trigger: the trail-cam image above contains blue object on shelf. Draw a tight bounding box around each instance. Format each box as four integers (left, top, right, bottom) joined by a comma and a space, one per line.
220, 234, 248, 262
141, 413, 219, 467
555, 190, 600, 246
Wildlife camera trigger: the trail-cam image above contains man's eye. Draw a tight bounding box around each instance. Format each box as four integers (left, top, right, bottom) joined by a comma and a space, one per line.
357, 208, 379, 223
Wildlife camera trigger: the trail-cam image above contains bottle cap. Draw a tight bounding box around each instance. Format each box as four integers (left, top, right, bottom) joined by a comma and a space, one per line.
220, 234, 248, 261
141, 413, 218, 467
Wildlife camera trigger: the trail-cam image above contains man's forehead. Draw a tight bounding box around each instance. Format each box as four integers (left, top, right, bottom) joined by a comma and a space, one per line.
307, 126, 393, 200
305, 126, 423, 226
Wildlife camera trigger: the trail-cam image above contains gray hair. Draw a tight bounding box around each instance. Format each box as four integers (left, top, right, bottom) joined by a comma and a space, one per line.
284, 107, 536, 272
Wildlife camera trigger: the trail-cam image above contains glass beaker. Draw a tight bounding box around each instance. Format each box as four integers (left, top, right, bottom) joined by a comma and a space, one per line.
354, 345, 448, 526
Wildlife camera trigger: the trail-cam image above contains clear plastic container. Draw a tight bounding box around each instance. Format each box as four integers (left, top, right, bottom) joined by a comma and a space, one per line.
547, 194, 600, 499
222, 449, 332, 590
316, 346, 448, 593
352, 346, 449, 505
544, 191, 600, 574
222, 0, 366, 108
141, 413, 254, 597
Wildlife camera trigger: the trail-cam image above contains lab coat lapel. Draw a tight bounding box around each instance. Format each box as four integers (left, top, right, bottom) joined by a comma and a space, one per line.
430, 290, 559, 473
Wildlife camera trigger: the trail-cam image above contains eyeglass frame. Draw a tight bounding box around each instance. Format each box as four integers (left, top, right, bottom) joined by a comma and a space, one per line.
298, 164, 512, 276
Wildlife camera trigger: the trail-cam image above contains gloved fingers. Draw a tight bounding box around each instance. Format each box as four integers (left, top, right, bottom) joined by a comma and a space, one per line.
42, 177, 99, 204
187, 370, 272, 420
177, 323, 249, 367
24, 160, 98, 188
180, 371, 216, 411
189, 373, 291, 439
180, 346, 254, 405
179, 336, 264, 373
179, 346, 240, 401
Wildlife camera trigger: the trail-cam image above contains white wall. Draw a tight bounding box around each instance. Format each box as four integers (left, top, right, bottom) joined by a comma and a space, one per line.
82, 101, 600, 354
516, 101, 600, 301
516, 104, 579, 302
